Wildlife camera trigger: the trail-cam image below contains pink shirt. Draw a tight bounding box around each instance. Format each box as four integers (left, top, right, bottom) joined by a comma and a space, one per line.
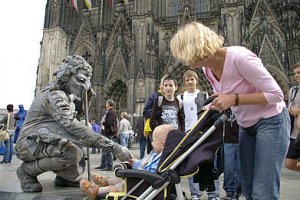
203, 46, 285, 127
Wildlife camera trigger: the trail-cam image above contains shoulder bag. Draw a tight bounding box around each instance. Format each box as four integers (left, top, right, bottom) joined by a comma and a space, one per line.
0, 143, 6, 155
0, 113, 10, 141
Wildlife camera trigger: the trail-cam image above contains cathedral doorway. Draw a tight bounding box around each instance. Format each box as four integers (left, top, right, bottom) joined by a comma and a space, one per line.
104, 79, 127, 114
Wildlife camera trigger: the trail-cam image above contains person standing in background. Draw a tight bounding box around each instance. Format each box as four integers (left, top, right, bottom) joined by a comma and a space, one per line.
95, 99, 118, 171
13, 104, 27, 143
119, 112, 131, 148
143, 76, 165, 154
135, 117, 147, 159
91, 119, 101, 154
180, 69, 209, 200
150, 76, 185, 133
0, 104, 16, 163
223, 114, 242, 199
285, 62, 300, 172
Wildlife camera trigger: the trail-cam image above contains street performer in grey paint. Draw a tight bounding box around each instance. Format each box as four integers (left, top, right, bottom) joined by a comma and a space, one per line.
15, 55, 132, 192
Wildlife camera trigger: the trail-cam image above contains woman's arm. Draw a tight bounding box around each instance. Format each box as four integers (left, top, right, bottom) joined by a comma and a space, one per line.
236, 51, 283, 104
211, 92, 268, 112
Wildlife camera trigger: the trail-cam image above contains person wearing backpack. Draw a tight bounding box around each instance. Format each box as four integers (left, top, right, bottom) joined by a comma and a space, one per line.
150, 76, 185, 132
285, 62, 300, 172
95, 99, 118, 171
143, 76, 165, 154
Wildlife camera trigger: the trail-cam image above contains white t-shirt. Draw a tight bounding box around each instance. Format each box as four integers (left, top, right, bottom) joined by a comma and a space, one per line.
182, 90, 200, 132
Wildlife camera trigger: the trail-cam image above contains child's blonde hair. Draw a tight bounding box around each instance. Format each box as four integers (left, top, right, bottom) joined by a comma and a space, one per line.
170, 21, 224, 65
153, 124, 175, 145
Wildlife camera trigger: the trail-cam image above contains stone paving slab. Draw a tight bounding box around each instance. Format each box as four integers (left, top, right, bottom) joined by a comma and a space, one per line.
0, 145, 300, 200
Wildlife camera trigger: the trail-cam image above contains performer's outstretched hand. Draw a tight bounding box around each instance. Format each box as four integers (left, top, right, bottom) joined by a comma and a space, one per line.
112, 143, 133, 162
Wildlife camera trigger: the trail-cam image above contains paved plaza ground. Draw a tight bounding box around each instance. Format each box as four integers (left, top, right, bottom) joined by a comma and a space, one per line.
0, 144, 299, 200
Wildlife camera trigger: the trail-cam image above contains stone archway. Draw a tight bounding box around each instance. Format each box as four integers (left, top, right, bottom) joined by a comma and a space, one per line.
266, 65, 291, 102
103, 79, 127, 113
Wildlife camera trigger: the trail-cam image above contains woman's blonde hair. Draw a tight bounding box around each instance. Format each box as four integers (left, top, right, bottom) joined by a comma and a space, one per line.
170, 22, 224, 65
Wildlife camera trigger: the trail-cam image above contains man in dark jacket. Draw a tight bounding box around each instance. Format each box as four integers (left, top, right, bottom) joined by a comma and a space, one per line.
95, 99, 118, 171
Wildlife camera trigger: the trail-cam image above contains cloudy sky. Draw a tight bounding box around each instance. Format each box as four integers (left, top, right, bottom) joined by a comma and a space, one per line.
0, 1, 47, 110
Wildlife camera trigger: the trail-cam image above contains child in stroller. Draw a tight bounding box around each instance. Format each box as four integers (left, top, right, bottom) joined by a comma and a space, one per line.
80, 124, 176, 199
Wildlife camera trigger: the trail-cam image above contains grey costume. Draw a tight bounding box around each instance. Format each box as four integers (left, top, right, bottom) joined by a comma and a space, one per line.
15, 55, 131, 192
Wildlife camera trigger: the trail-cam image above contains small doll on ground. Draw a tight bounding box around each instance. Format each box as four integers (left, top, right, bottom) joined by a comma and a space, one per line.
80, 124, 175, 199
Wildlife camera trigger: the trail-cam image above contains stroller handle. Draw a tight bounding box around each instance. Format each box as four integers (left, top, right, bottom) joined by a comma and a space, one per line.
203, 96, 216, 106
202, 96, 232, 118
213, 112, 229, 128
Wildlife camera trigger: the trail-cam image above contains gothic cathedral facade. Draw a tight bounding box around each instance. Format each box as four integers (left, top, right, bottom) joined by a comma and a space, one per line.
36, 0, 299, 121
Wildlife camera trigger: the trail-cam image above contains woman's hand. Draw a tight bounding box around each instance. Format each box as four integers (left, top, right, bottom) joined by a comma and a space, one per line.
289, 108, 300, 116
210, 93, 235, 112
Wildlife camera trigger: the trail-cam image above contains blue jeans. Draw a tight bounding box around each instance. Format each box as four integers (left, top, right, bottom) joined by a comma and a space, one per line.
100, 134, 113, 168
101, 151, 113, 168
188, 176, 201, 196
2, 133, 14, 163
223, 143, 241, 196
239, 108, 290, 200
188, 177, 219, 197
139, 136, 147, 159
119, 132, 129, 147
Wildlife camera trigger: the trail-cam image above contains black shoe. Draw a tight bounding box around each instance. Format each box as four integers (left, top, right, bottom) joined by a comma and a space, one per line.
100, 167, 113, 171
294, 138, 300, 149
94, 166, 105, 169
113, 156, 117, 161
54, 176, 80, 187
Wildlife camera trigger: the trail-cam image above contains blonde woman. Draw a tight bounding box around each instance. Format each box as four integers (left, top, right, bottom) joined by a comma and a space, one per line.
119, 112, 131, 148
170, 21, 290, 200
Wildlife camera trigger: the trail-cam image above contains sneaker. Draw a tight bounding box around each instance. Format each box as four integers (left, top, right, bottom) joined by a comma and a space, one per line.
208, 197, 220, 200
238, 196, 246, 200
224, 194, 244, 200
224, 194, 235, 200
191, 195, 200, 200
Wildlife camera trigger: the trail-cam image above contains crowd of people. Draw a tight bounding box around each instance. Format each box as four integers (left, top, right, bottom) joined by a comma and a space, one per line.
1, 21, 299, 200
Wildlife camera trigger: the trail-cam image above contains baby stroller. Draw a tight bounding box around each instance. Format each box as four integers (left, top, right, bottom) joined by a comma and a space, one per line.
104, 98, 230, 200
